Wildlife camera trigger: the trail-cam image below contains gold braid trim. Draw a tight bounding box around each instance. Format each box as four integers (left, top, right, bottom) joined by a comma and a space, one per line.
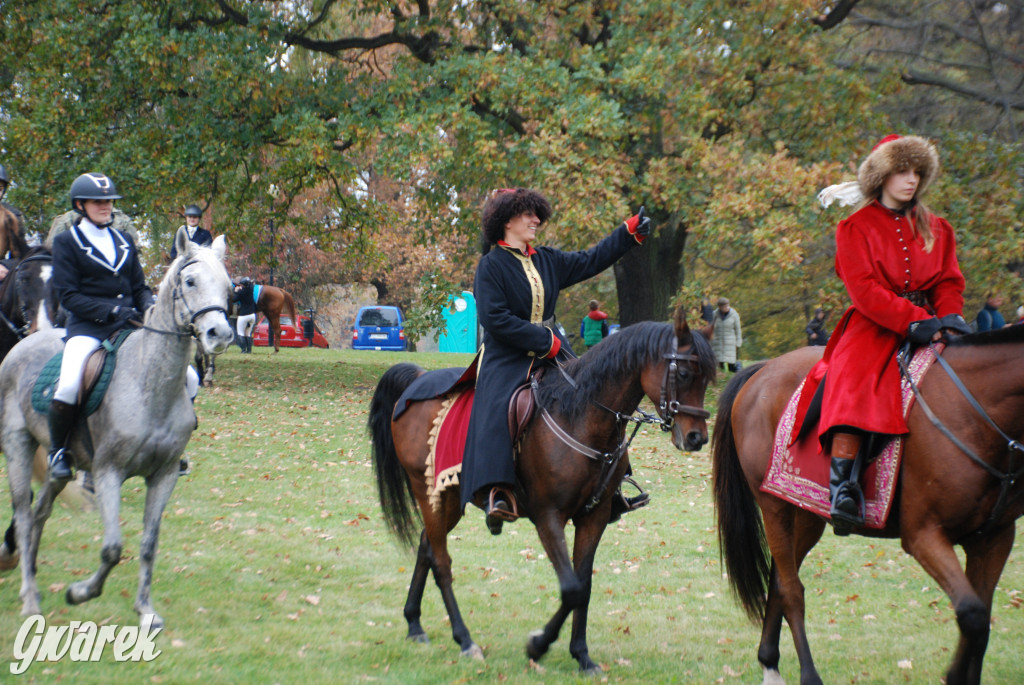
425, 392, 463, 513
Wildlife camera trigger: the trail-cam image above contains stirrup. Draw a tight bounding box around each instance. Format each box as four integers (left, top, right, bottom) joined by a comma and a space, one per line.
179, 458, 191, 476
619, 476, 650, 511
48, 448, 74, 483
829, 481, 865, 534
486, 487, 518, 523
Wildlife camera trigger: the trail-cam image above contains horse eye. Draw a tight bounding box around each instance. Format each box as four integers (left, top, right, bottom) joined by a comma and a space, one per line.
185, 276, 196, 288
677, 368, 693, 384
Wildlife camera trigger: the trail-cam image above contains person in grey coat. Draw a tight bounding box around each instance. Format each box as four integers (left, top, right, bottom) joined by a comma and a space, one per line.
710, 297, 742, 371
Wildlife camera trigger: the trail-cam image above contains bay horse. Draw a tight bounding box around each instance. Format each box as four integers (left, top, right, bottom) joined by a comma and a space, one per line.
712, 329, 1024, 685
368, 310, 716, 672
0, 228, 233, 627
256, 283, 297, 352
0, 204, 29, 265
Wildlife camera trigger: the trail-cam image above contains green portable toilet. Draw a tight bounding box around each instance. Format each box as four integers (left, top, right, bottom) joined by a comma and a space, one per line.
439, 292, 478, 353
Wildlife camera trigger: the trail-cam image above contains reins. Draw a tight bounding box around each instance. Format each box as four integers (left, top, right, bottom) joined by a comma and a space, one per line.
898, 341, 1024, 536
539, 335, 710, 513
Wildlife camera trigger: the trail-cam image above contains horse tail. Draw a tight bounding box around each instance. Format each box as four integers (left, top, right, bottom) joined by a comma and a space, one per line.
711, 361, 772, 623
368, 362, 424, 548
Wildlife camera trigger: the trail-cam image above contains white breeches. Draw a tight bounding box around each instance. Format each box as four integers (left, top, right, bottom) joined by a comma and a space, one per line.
54, 336, 200, 404
236, 313, 256, 337
53, 335, 102, 404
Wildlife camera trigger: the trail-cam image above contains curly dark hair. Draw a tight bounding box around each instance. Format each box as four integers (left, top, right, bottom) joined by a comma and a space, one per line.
480, 188, 552, 249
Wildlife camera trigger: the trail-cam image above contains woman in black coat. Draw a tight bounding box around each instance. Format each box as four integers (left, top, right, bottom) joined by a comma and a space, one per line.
47, 173, 154, 482
460, 188, 651, 533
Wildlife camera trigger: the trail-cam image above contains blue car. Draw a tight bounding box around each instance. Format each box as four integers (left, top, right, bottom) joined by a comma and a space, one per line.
351, 305, 407, 351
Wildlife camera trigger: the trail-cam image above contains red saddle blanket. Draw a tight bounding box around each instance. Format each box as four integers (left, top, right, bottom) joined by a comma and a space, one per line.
760, 345, 940, 528
425, 388, 475, 512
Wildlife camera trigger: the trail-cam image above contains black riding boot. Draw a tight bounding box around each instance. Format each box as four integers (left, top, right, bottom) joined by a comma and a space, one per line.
245, 337, 253, 353
46, 399, 77, 482
828, 432, 864, 535
609, 476, 651, 523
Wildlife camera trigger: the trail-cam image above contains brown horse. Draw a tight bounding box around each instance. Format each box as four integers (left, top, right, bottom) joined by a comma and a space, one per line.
0, 205, 28, 264
368, 311, 716, 672
712, 329, 1024, 685
256, 283, 297, 352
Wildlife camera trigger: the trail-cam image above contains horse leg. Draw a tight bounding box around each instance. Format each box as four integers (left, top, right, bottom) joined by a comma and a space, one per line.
132, 469, 178, 629
564, 513, 608, 674
760, 500, 825, 685
269, 315, 281, 353
66, 468, 123, 608
904, 524, 1011, 685
19, 477, 65, 617
420, 506, 482, 658
403, 529, 433, 643
526, 511, 589, 669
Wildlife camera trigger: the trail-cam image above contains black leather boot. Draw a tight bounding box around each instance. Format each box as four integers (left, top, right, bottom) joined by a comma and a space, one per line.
46, 399, 77, 482
609, 476, 651, 523
828, 432, 864, 534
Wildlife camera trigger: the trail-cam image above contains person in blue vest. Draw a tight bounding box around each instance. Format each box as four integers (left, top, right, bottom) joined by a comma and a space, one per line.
580, 299, 609, 349
460, 188, 652, 535
169, 204, 213, 260
47, 173, 155, 482
975, 294, 1007, 332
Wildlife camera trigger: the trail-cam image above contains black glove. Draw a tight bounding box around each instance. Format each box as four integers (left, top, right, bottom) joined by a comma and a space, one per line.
110, 305, 142, 324
907, 317, 942, 346
634, 205, 652, 237
938, 313, 972, 336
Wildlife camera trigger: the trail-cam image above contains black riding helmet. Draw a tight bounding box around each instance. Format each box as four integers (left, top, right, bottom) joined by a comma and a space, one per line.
0, 163, 8, 201
70, 172, 122, 209
184, 204, 203, 218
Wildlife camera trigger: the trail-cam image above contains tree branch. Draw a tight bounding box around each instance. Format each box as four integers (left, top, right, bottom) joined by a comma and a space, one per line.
812, 0, 861, 30
902, 69, 1024, 111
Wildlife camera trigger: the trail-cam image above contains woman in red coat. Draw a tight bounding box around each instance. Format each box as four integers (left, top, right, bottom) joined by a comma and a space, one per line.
813, 135, 970, 533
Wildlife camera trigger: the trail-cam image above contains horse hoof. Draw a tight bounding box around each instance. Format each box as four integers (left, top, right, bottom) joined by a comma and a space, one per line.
461, 643, 484, 660
406, 632, 430, 644
580, 664, 604, 677
526, 629, 549, 662
0, 544, 19, 571
138, 612, 164, 631
762, 666, 786, 685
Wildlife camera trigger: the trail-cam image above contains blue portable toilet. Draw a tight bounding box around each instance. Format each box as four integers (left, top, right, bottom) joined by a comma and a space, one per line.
439, 291, 478, 353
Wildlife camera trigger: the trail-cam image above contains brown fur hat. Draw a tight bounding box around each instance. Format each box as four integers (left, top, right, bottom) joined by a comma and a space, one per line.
857, 135, 940, 200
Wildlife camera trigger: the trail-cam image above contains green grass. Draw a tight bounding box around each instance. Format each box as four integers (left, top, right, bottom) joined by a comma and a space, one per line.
0, 348, 1022, 683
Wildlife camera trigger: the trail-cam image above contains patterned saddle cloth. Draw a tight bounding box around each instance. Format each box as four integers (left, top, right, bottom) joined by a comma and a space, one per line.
32, 329, 134, 417
760, 344, 940, 528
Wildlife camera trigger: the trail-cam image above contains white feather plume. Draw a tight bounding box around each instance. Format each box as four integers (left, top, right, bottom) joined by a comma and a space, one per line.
817, 181, 863, 209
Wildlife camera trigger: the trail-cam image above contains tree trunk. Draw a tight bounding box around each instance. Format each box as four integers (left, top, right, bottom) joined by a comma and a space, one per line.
614, 213, 688, 326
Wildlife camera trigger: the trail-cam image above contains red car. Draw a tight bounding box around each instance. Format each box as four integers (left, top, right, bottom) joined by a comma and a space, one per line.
252, 315, 330, 348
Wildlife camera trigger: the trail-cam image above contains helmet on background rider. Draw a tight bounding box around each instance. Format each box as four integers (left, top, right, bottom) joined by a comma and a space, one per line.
184, 204, 203, 218
0, 163, 9, 201
238, 276, 252, 286
69, 172, 122, 213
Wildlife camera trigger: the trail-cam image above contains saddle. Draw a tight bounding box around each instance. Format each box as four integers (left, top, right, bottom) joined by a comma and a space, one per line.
32, 329, 134, 416
508, 368, 545, 449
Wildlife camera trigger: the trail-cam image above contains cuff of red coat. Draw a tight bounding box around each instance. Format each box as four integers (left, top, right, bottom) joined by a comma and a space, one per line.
544, 333, 561, 359
623, 216, 647, 245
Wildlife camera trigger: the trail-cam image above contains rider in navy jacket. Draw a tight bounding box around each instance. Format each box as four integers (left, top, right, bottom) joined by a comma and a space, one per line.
47, 173, 154, 482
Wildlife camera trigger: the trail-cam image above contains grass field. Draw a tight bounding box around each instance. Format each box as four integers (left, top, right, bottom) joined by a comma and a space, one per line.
0, 346, 1021, 683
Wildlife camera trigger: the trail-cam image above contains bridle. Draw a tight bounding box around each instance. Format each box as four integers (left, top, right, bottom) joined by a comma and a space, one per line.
657, 335, 712, 431
0, 252, 53, 340
132, 257, 228, 339
537, 334, 711, 512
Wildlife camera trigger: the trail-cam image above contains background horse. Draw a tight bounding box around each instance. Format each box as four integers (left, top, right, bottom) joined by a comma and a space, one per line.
0, 229, 233, 627
256, 284, 297, 353
712, 330, 1024, 685
368, 310, 715, 672
0, 204, 28, 265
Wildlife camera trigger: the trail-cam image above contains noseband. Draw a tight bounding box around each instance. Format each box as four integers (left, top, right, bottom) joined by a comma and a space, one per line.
658, 336, 712, 431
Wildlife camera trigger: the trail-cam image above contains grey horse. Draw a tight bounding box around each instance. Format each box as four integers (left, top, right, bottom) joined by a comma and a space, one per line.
0, 228, 233, 628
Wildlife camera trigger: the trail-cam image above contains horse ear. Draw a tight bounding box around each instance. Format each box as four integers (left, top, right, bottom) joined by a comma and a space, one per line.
673, 305, 691, 341
174, 226, 190, 260
211, 234, 226, 261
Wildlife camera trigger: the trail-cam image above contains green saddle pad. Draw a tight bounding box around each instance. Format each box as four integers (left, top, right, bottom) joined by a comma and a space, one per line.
32, 329, 135, 417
